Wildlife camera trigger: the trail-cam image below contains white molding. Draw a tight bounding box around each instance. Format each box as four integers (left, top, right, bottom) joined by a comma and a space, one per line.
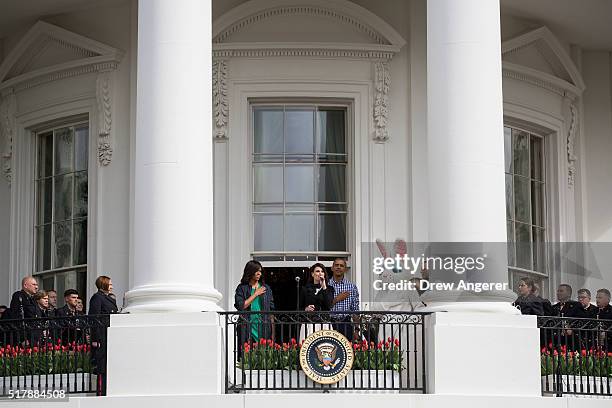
10, 98, 99, 296
563, 96, 578, 188
212, 59, 229, 141
96, 72, 113, 165
212, 0, 406, 48
223, 80, 371, 307
0, 90, 16, 184
502, 26, 586, 92
373, 61, 390, 143
0, 21, 124, 92
212, 43, 400, 60
502, 62, 580, 98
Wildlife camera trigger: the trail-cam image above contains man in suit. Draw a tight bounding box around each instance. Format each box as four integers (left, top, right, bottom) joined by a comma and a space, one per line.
56, 289, 82, 317
595, 289, 612, 351
551, 284, 579, 317
47, 290, 58, 316
9, 276, 39, 319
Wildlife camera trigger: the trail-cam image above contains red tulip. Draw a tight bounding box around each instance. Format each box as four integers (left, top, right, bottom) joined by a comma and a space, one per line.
394, 338, 400, 347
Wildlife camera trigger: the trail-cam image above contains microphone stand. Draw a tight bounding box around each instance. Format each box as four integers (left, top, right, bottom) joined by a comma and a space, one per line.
295, 276, 301, 310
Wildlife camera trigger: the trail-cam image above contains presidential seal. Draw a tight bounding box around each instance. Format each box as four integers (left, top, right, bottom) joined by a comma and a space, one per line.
299, 330, 354, 384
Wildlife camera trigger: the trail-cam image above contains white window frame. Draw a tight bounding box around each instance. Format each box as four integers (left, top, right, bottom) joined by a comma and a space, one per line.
248, 100, 353, 268
10, 99, 98, 301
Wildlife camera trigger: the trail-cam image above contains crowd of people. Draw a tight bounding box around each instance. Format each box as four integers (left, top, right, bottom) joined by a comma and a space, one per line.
513, 277, 612, 320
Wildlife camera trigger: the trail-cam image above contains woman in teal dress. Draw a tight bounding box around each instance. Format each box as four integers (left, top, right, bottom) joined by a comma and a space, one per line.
234, 261, 275, 354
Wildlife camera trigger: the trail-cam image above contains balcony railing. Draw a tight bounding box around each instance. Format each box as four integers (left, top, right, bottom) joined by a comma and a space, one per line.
220, 311, 429, 393
539, 316, 612, 397
0, 315, 110, 397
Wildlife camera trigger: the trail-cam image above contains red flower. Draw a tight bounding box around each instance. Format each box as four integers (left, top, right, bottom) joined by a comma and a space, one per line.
54, 345, 61, 351
387, 337, 392, 343
291, 338, 297, 345
581, 349, 587, 357
33, 346, 39, 353
267, 339, 273, 347
275, 344, 281, 351
394, 338, 400, 347
377, 343, 382, 350
260, 338, 266, 345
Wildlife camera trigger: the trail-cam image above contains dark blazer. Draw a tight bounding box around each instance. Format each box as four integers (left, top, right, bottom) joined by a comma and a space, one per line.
89, 291, 118, 315
552, 300, 580, 317
596, 305, 612, 321
299, 283, 333, 312
234, 283, 274, 312
56, 305, 82, 317
9, 290, 37, 319
234, 283, 275, 348
514, 294, 546, 316
569, 304, 597, 319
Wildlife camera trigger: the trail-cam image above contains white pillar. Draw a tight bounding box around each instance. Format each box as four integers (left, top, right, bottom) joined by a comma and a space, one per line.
424, 0, 516, 312
125, 0, 221, 312
424, 1, 540, 396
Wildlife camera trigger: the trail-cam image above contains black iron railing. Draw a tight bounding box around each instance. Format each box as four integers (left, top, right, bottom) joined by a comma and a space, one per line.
0, 315, 110, 397
220, 311, 429, 393
539, 316, 612, 396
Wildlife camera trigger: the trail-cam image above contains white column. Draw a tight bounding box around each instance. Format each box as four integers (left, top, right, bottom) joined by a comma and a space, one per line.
424, 0, 516, 312
125, 0, 221, 312
423, 1, 540, 396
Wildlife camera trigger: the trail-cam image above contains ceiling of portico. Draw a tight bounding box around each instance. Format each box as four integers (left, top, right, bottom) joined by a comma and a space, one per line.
501, 0, 612, 50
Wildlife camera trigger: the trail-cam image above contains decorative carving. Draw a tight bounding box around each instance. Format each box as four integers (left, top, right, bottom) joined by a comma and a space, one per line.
10, 62, 119, 93
565, 97, 578, 187
96, 73, 113, 166
0, 90, 16, 184
373, 62, 390, 142
213, 47, 396, 60
214, 6, 388, 45
213, 59, 229, 141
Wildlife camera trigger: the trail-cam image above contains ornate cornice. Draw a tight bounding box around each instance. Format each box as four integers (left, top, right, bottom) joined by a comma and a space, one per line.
212, 43, 398, 60
0, 90, 16, 184
11, 61, 118, 93
214, 5, 388, 45
502, 64, 578, 99
213, 59, 229, 141
96, 72, 113, 166
373, 61, 390, 143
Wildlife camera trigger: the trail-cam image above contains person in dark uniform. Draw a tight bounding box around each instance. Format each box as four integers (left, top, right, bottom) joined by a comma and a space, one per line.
31, 291, 51, 346
551, 284, 580, 317
234, 260, 275, 359
47, 290, 58, 317
57, 289, 84, 344
9, 276, 39, 319
513, 277, 546, 316
88, 276, 118, 396
594, 289, 612, 352
565, 288, 597, 351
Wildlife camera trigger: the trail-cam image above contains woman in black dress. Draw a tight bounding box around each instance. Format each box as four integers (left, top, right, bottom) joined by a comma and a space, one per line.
299, 263, 334, 339
88, 275, 118, 395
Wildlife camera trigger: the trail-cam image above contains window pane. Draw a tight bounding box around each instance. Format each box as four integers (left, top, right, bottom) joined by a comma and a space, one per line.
507, 221, 515, 267
37, 179, 52, 225
286, 204, 315, 212
318, 165, 346, 203
530, 136, 543, 181
73, 220, 87, 265
54, 127, 74, 174
504, 127, 512, 173
285, 214, 315, 251
512, 130, 529, 177
38, 132, 53, 178
254, 108, 283, 154
513, 176, 530, 223
74, 172, 88, 218
54, 174, 73, 221
531, 181, 544, 227
254, 214, 283, 252
515, 222, 531, 270
253, 204, 283, 213
53, 221, 72, 268
318, 213, 346, 251
285, 165, 314, 202
75, 125, 89, 171
318, 109, 345, 154
285, 108, 314, 154
254, 165, 283, 203
36, 225, 52, 271
533, 227, 545, 273
505, 174, 513, 221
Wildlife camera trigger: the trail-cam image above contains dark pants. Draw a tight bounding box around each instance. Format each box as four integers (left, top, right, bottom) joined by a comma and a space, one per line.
332, 316, 354, 342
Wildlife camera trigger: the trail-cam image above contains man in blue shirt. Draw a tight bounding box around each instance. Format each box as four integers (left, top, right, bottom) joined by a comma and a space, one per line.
328, 258, 359, 341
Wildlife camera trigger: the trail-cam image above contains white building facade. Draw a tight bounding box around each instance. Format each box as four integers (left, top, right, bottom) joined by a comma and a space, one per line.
0, 0, 611, 406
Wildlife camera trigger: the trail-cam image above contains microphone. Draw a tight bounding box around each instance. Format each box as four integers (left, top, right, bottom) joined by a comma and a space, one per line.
295, 276, 301, 283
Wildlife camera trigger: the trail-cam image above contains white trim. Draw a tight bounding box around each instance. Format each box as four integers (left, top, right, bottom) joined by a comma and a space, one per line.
504, 102, 571, 294
212, 0, 406, 48
502, 26, 585, 93
10, 98, 99, 300
221, 80, 371, 310
0, 21, 124, 92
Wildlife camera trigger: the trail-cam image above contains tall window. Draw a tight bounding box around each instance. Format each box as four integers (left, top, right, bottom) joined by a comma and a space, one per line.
251, 103, 348, 264
34, 121, 89, 304
504, 126, 546, 292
